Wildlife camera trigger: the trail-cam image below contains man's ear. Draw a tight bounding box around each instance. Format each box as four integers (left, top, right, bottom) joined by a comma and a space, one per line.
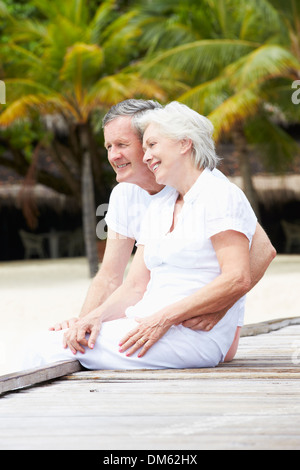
180, 138, 193, 155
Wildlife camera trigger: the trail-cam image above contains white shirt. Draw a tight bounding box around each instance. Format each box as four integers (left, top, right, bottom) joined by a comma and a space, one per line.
105, 182, 170, 243
126, 169, 257, 342
105, 168, 227, 243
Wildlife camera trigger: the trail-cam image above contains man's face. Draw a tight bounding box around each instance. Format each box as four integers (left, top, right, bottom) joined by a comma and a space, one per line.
104, 116, 153, 186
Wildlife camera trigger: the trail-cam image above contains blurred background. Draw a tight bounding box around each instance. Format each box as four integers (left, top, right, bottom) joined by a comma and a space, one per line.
0, 0, 299, 278
0, 0, 300, 375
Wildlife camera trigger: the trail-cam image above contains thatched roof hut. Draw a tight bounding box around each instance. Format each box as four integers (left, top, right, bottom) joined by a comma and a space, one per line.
229, 174, 300, 207
0, 173, 299, 219
0, 183, 78, 211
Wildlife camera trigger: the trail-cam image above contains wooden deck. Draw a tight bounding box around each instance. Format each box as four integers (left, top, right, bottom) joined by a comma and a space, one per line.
0, 320, 300, 450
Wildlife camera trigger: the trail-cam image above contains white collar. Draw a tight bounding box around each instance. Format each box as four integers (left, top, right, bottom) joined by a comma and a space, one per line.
183, 168, 211, 203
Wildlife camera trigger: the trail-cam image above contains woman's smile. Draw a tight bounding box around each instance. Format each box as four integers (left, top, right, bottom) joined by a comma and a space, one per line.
151, 162, 161, 173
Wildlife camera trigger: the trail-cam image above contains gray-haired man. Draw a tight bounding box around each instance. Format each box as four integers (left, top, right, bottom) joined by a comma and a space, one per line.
51, 99, 276, 361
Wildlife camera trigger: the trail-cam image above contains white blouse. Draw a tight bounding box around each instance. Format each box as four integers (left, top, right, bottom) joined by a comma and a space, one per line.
125, 168, 257, 347
104, 169, 228, 243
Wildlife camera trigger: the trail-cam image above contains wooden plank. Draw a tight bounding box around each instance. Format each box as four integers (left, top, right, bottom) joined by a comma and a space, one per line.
64, 367, 300, 382
240, 316, 300, 336
0, 325, 299, 450
0, 359, 82, 395
1, 319, 299, 395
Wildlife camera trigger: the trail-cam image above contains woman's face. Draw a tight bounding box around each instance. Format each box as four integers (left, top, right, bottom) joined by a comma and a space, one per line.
142, 123, 184, 187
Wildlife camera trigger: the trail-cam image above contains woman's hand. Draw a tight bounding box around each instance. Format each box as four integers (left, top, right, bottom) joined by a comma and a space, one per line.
49, 317, 79, 331
62, 313, 102, 355
119, 313, 171, 358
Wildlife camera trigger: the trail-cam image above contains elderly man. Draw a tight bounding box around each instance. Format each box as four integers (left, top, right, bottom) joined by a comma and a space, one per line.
51, 99, 276, 360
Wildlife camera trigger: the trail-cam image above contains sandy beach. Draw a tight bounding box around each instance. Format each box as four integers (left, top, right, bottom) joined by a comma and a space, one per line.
0, 254, 299, 375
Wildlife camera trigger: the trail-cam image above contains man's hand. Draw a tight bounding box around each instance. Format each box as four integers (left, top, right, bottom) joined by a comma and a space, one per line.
62, 313, 102, 355
182, 310, 227, 331
49, 317, 79, 331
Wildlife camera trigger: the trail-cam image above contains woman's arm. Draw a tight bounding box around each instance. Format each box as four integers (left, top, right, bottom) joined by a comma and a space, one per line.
120, 230, 251, 358
182, 222, 276, 331
63, 246, 150, 354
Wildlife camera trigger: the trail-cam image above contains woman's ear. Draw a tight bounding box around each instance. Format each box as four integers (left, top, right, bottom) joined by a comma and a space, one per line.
180, 138, 193, 155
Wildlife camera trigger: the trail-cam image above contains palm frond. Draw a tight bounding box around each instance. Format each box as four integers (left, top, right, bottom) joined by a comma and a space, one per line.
100, 10, 141, 72
244, 112, 300, 172
4, 18, 47, 43
88, 0, 117, 43
43, 15, 88, 72
0, 0, 12, 19
208, 87, 261, 141
30, 0, 74, 21
4, 44, 57, 80
59, 42, 104, 103
0, 95, 48, 127
227, 44, 300, 89
88, 73, 166, 107
141, 39, 260, 80
4, 78, 56, 95
3, 79, 57, 104
134, 15, 198, 56
69, 0, 89, 26
236, 0, 284, 41
178, 76, 231, 115
0, 93, 78, 127
7, 43, 44, 68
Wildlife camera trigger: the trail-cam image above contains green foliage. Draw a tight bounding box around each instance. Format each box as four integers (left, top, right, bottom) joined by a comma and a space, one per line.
0, 0, 299, 176
134, 0, 300, 175
0, 0, 167, 129
244, 113, 298, 173
0, 118, 46, 162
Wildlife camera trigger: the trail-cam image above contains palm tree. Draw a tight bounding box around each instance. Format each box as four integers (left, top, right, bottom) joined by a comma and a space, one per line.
268, 0, 300, 62
135, 0, 300, 217
0, 0, 167, 276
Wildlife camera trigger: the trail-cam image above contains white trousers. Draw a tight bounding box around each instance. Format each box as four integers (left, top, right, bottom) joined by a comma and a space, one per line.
19, 317, 224, 372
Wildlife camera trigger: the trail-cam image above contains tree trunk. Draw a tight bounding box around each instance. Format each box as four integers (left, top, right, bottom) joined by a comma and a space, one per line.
232, 128, 261, 221
79, 124, 99, 278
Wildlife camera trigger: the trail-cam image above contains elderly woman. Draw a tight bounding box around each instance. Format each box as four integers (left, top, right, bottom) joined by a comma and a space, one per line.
21, 102, 257, 371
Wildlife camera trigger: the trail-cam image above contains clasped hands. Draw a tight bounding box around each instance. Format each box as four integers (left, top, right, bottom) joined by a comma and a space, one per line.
57, 311, 171, 358
50, 310, 227, 357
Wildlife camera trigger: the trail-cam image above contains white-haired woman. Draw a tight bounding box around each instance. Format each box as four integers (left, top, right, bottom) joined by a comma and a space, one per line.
21, 102, 258, 370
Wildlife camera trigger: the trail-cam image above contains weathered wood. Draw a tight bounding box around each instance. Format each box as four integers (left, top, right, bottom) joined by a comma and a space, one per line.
0, 317, 300, 395
0, 317, 299, 395
240, 316, 300, 336
0, 325, 299, 450
0, 359, 82, 395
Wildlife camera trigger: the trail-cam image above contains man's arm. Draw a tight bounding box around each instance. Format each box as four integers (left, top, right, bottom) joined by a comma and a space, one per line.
248, 222, 277, 288
63, 246, 150, 353
182, 222, 276, 330
79, 228, 135, 318
49, 228, 135, 330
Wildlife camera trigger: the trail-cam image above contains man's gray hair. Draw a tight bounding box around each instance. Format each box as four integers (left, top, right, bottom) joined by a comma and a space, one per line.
102, 99, 163, 132
135, 101, 220, 170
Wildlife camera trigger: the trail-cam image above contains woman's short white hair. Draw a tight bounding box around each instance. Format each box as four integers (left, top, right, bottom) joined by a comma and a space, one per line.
134, 101, 220, 170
